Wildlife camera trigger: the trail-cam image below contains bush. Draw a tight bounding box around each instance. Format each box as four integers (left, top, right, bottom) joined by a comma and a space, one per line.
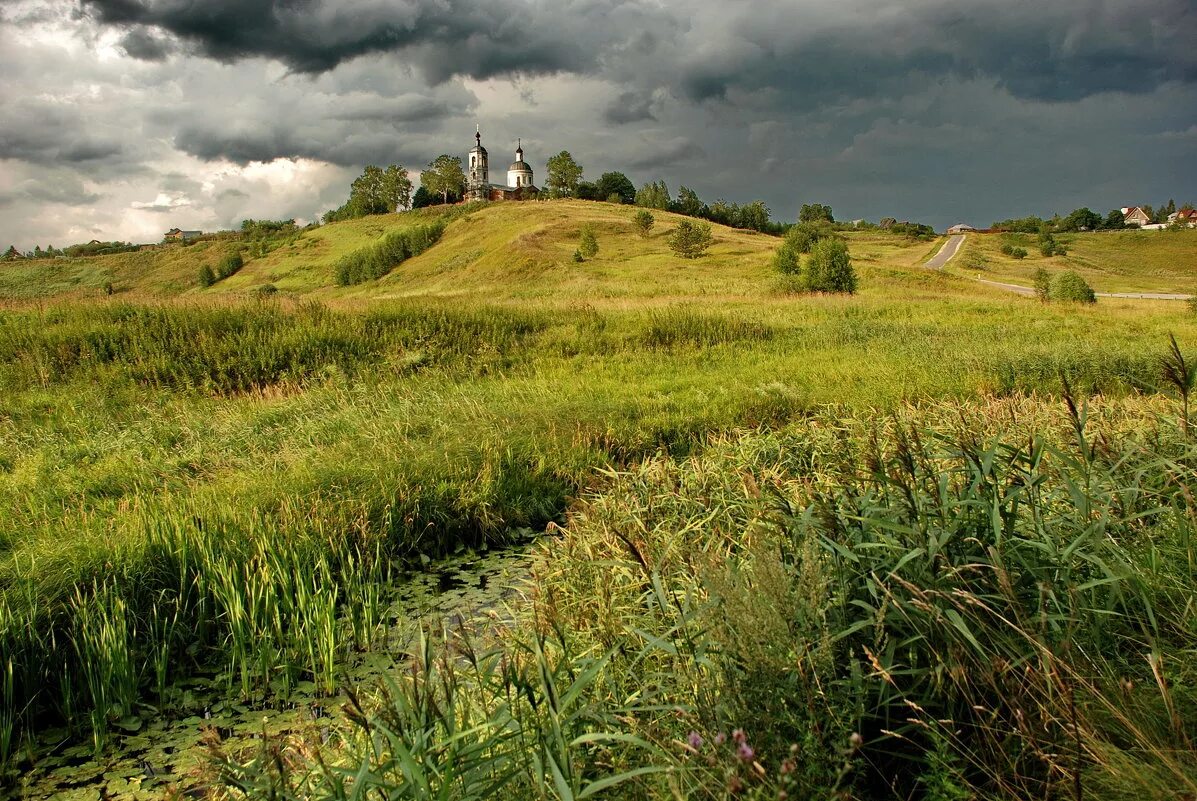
668, 220, 714, 259
772, 241, 802, 276
256, 284, 278, 297
1000, 243, 1015, 256
805, 237, 856, 294
578, 225, 598, 259
632, 210, 654, 238
217, 251, 244, 279
1048, 270, 1096, 303
197, 264, 216, 288
1011, 247, 1027, 259
1032, 268, 1051, 302
572, 250, 583, 263
334, 220, 446, 286
783, 221, 833, 255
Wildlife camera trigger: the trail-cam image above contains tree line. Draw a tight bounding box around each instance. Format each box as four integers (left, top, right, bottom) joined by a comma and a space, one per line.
992, 198, 1195, 234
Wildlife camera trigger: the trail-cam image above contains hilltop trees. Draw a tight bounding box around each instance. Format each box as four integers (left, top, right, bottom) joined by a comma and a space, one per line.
545, 151, 583, 198
421, 155, 466, 205
635, 181, 671, 210
596, 172, 635, 204
324, 164, 413, 222
674, 186, 705, 217
799, 203, 834, 224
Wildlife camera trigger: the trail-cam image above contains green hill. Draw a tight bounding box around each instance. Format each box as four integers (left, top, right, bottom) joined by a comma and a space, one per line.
0, 201, 948, 304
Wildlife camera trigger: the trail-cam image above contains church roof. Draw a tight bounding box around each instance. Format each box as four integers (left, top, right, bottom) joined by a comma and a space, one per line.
508, 160, 532, 172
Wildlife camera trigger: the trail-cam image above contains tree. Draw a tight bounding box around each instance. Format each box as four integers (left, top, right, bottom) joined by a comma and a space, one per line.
596, 172, 635, 204
1048, 270, 1096, 303
217, 251, 244, 279
799, 203, 834, 224
545, 151, 583, 198
1060, 207, 1101, 232
706, 199, 739, 227
632, 210, 655, 238
1102, 209, 1126, 230
806, 237, 856, 293
668, 219, 714, 259
2, 245, 19, 261
411, 186, 434, 209
197, 264, 216, 287
383, 164, 413, 211
576, 181, 601, 201
673, 186, 705, 217
772, 239, 802, 276
578, 225, 598, 259
783, 221, 834, 255
738, 200, 771, 232
421, 155, 466, 204
635, 180, 670, 210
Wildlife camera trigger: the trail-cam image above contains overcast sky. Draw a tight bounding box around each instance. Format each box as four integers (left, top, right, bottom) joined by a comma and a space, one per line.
1, 0, 1195, 249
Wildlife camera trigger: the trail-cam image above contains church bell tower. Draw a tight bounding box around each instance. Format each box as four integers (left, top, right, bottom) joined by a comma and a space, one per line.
466, 125, 489, 201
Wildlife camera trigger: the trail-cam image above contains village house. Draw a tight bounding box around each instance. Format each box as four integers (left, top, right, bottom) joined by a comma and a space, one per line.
464, 127, 538, 202
1120, 207, 1152, 227
946, 224, 976, 234
163, 228, 202, 242
1167, 208, 1197, 227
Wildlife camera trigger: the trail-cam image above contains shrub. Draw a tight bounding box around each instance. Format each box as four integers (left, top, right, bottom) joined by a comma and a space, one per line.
1032, 268, 1051, 302
1048, 269, 1096, 303
783, 221, 833, 255
632, 209, 654, 238
334, 219, 446, 286
668, 220, 714, 259
572, 250, 584, 263
256, 284, 278, 297
217, 251, 244, 279
772, 241, 802, 276
578, 225, 598, 259
1000, 243, 1015, 256
1011, 247, 1027, 259
805, 237, 856, 294
197, 264, 216, 288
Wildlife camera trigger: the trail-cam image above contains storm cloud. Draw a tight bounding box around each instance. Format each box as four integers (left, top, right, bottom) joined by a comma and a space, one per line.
0, 0, 1193, 249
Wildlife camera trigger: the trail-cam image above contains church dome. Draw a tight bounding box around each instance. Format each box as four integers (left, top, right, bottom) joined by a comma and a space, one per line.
508, 159, 531, 172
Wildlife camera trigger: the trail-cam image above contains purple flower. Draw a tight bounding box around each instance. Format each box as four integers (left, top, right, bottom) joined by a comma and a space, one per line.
714, 732, 727, 745
737, 742, 755, 762
732, 728, 746, 744
687, 731, 704, 750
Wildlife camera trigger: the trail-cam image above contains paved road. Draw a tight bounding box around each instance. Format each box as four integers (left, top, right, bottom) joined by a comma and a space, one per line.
925, 234, 965, 269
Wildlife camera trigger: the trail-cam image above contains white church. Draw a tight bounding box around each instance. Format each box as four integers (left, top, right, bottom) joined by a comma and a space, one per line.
465, 127, 538, 202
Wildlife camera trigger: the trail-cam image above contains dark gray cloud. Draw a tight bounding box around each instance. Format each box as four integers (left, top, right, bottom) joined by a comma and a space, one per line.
0, 0, 1194, 250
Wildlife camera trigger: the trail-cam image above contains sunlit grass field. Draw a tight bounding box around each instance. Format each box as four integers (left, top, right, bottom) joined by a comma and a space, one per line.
950, 228, 1197, 293
1, 201, 1196, 798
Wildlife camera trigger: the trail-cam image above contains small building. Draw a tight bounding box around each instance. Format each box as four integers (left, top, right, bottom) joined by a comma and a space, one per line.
1121, 207, 1152, 227
946, 224, 976, 234
1166, 208, 1197, 227
465, 127, 538, 202
163, 228, 202, 242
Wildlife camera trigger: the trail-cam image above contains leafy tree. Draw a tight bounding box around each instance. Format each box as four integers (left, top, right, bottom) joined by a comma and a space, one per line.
668, 219, 713, 259
545, 151, 583, 198
635, 180, 671, 210
217, 251, 244, 279
1060, 207, 1101, 232
1048, 270, 1096, 303
738, 200, 771, 232
1033, 268, 1051, 301
632, 210, 655, 238
1038, 232, 1066, 257
411, 186, 434, 209
799, 203, 834, 224
576, 181, 601, 201
772, 239, 802, 276
3, 245, 19, 261
706, 199, 740, 227
783, 221, 835, 255
595, 172, 635, 204
673, 186, 705, 217
578, 225, 599, 259
806, 237, 856, 293
383, 164, 413, 211
197, 264, 216, 287
421, 155, 466, 204
33, 245, 43, 258
1102, 209, 1126, 230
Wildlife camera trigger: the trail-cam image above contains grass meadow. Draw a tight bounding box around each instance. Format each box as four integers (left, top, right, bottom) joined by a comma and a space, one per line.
1, 202, 1195, 798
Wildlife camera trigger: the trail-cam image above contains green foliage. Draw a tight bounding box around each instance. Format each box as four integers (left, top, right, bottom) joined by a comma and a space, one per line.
1060, 207, 1102, 232
578, 225, 598, 259
239, 219, 298, 239
1, 246, 18, 261
197, 264, 216, 288
634, 180, 670, 210
805, 237, 856, 293
596, 172, 635, 204
217, 251, 244, 280
667, 219, 714, 259
335, 220, 446, 286
545, 151, 583, 199
673, 185, 705, 217
1103, 209, 1127, 230
1011, 247, 1028, 259
737, 200, 771, 232
571, 249, 584, 263
991, 215, 1047, 233
798, 203, 834, 223
1048, 269, 1097, 303
323, 165, 413, 222
632, 210, 655, 238
1033, 267, 1051, 301
420, 155, 466, 205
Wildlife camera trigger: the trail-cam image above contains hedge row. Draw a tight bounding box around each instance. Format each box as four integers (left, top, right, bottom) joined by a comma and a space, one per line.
335, 220, 446, 286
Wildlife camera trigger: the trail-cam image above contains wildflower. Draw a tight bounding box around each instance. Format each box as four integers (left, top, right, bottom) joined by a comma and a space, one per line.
727, 775, 743, 794
714, 732, 727, 746
687, 731, 703, 751
780, 758, 796, 775
849, 732, 863, 750
732, 728, 747, 744
737, 742, 755, 762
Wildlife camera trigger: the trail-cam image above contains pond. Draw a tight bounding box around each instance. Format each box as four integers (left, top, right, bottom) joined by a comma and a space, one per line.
13, 533, 539, 800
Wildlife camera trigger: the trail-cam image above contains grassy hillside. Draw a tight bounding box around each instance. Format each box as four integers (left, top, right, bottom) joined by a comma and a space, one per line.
950, 228, 1197, 292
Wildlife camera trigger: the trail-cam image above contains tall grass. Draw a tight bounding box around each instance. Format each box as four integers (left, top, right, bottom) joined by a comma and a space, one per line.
219, 395, 1197, 799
